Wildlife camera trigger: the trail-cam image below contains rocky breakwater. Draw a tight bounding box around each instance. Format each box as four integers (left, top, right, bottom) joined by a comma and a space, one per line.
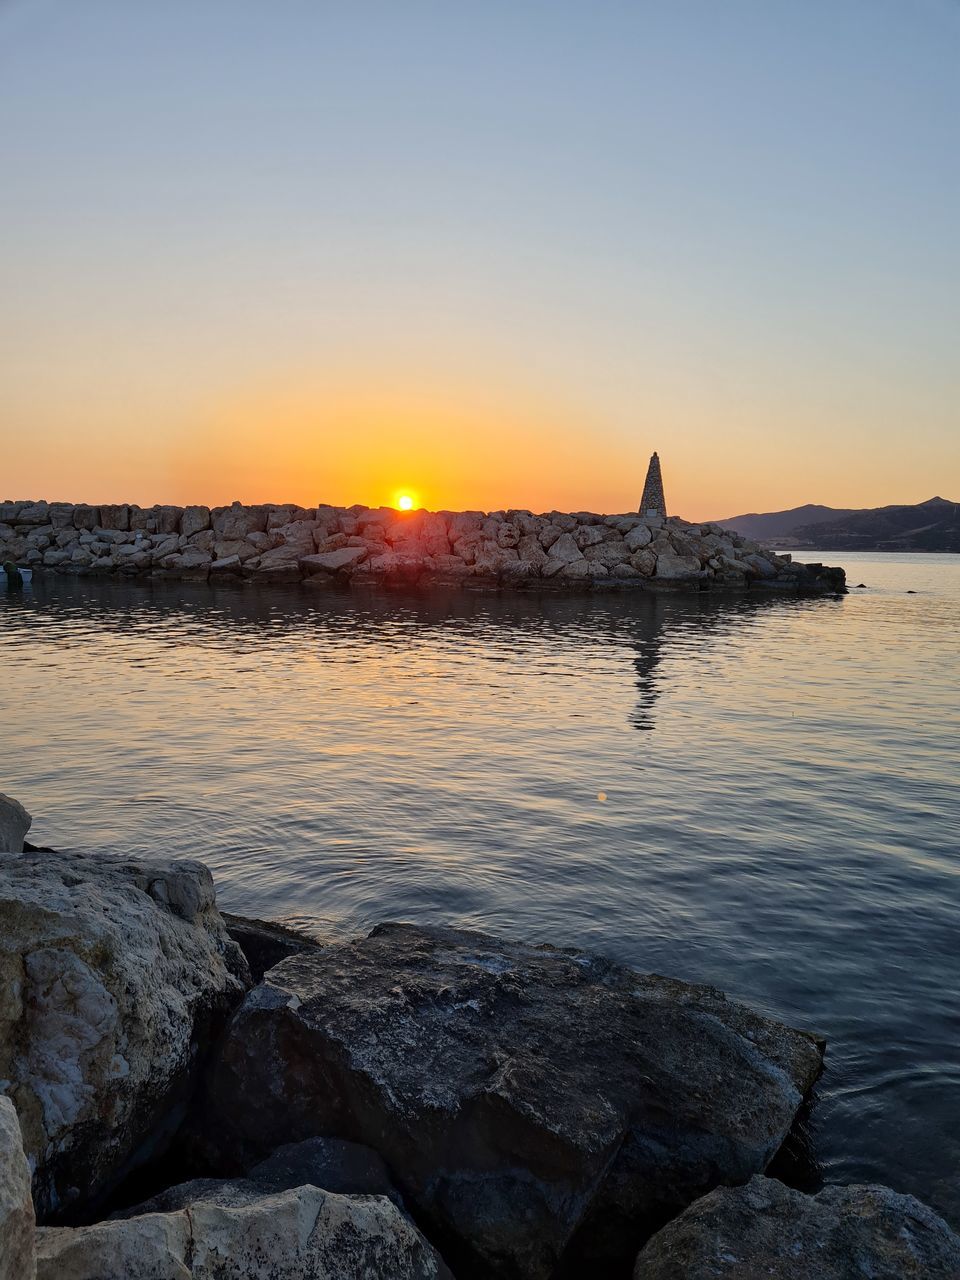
0, 499, 846, 593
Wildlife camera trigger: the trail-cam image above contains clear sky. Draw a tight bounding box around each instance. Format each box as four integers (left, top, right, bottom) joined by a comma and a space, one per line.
2, 1, 958, 518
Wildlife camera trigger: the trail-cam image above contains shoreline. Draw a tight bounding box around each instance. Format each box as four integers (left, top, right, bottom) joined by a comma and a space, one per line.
4, 797, 959, 1277
1, 499, 846, 595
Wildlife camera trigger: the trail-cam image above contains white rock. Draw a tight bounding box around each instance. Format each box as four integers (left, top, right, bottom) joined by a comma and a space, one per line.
0, 849, 248, 1219
624, 524, 653, 551
0, 1096, 35, 1280
583, 540, 627, 568
517, 535, 548, 569
36, 1184, 451, 1280
179, 506, 210, 539
0, 795, 32, 854
559, 557, 603, 579
574, 525, 605, 549
301, 546, 367, 573
655, 551, 703, 580
544, 531, 581, 566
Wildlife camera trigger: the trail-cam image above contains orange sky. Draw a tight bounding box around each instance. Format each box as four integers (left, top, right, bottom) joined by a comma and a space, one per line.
5, 366, 957, 520
3, 4, 958, 520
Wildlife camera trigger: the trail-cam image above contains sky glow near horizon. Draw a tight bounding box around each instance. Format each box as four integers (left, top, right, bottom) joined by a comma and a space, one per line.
2, 1, 958, 519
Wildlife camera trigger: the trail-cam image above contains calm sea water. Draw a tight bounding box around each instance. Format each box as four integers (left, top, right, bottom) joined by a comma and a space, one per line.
2, 553, 958, 1223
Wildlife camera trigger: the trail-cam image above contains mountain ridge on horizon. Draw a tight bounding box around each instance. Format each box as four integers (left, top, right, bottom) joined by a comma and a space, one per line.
714, 496, 959, 551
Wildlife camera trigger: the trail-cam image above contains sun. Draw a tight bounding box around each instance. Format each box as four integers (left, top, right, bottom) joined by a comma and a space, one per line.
396, 494, 414, 511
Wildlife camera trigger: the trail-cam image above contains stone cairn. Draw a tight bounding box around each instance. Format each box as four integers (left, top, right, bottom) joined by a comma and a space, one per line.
639, 450, 667, 518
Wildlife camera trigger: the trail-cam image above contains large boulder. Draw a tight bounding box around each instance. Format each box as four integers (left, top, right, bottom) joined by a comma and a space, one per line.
36, 1183, 452, 1280
204, 923, 824, 1280
633, 1175, 960, 1279
0, 792, 31, 853
0, 849, 249, 1220
0, 1096, 35, 1280
118, 1135, 404, 1216
222, 912, 324, 983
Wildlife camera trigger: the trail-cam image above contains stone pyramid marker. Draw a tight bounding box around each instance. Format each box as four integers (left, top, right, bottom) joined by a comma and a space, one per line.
639, 451, 666, 518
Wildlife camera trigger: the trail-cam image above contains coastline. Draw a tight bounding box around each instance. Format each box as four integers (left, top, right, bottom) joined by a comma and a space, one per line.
1, 499, 846, 595
3, 796, 959, 1278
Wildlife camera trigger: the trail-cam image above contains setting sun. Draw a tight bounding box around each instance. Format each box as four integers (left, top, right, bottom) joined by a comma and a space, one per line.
396, 494, 415, 511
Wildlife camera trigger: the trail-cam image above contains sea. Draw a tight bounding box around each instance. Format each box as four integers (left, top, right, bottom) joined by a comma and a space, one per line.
2, 550, 957, 1223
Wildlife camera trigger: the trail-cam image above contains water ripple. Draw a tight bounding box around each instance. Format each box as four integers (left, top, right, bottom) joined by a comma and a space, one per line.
1, 551, 958, 1224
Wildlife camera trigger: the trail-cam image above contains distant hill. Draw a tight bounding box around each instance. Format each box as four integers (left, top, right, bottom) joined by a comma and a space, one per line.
715, 504, 857, 540
716, 497, 960, 552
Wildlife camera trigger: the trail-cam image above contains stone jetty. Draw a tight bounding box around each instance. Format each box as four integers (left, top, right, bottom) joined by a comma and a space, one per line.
3, 792, 958, 1277
0, 499, 845, 593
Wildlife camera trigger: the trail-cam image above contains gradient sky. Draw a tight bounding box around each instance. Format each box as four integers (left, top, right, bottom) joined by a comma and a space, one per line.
2, 1, 958, 518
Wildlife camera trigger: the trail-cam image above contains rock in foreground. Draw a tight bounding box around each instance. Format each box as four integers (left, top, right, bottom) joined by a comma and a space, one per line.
118, 1135, 404, 1216
0, 792, 32, 853
36, 1182, 451, 1280
0, 848, 249, 1221
633, 1174, 960, 1278
205, 923, 824, 1279
0, 1096, 36, 1280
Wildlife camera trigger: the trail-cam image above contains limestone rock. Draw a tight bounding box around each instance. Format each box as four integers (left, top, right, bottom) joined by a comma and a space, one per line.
205, 923, 823, 1280
584, 539, 628, 568
559, 556, 601, 579
624, 523, 653, 551
0, 793, 32, 853
156, 549, 210, 581
0, 1096, 35, 1280
212, 503, 269, 540
544, 530, 581, 566
14, 502, 50, 526
122, 1135, 403, 1216
538, 523, 563, 549
98, 504, 130, 531
209, 554, 242, 576
633, 1175, 960, 1279
47, 504, 74, 530
0, 848, 249, 1219
500, 559, 541, 584
301, 546, 367, 573
473, 542, 517, 576
213, 538, 258, 563
274, 521, 317, 553
247, 544, 304, 582
575, 524, 605, 549
428, 554, 473, 580
37, 1183, 451, 1280
517, 535, 548, 569
71, 505, 99, 531
222, 913, 324, 983
179, 505, 210, 539
654, 551, 703, 581
744, 552, 778, 578
186, 529, 215, 554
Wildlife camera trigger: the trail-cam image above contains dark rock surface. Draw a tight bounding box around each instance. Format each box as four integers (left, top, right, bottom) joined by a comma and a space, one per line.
204, 922, 824, 1280
633, 1174, 960, 1278
222, 911, 325, 982
117, 1136, 403, 1216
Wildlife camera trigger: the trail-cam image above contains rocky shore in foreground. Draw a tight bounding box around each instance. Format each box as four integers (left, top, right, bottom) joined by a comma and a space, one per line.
0, 499, 845, 594
4, 793, 954, 1280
